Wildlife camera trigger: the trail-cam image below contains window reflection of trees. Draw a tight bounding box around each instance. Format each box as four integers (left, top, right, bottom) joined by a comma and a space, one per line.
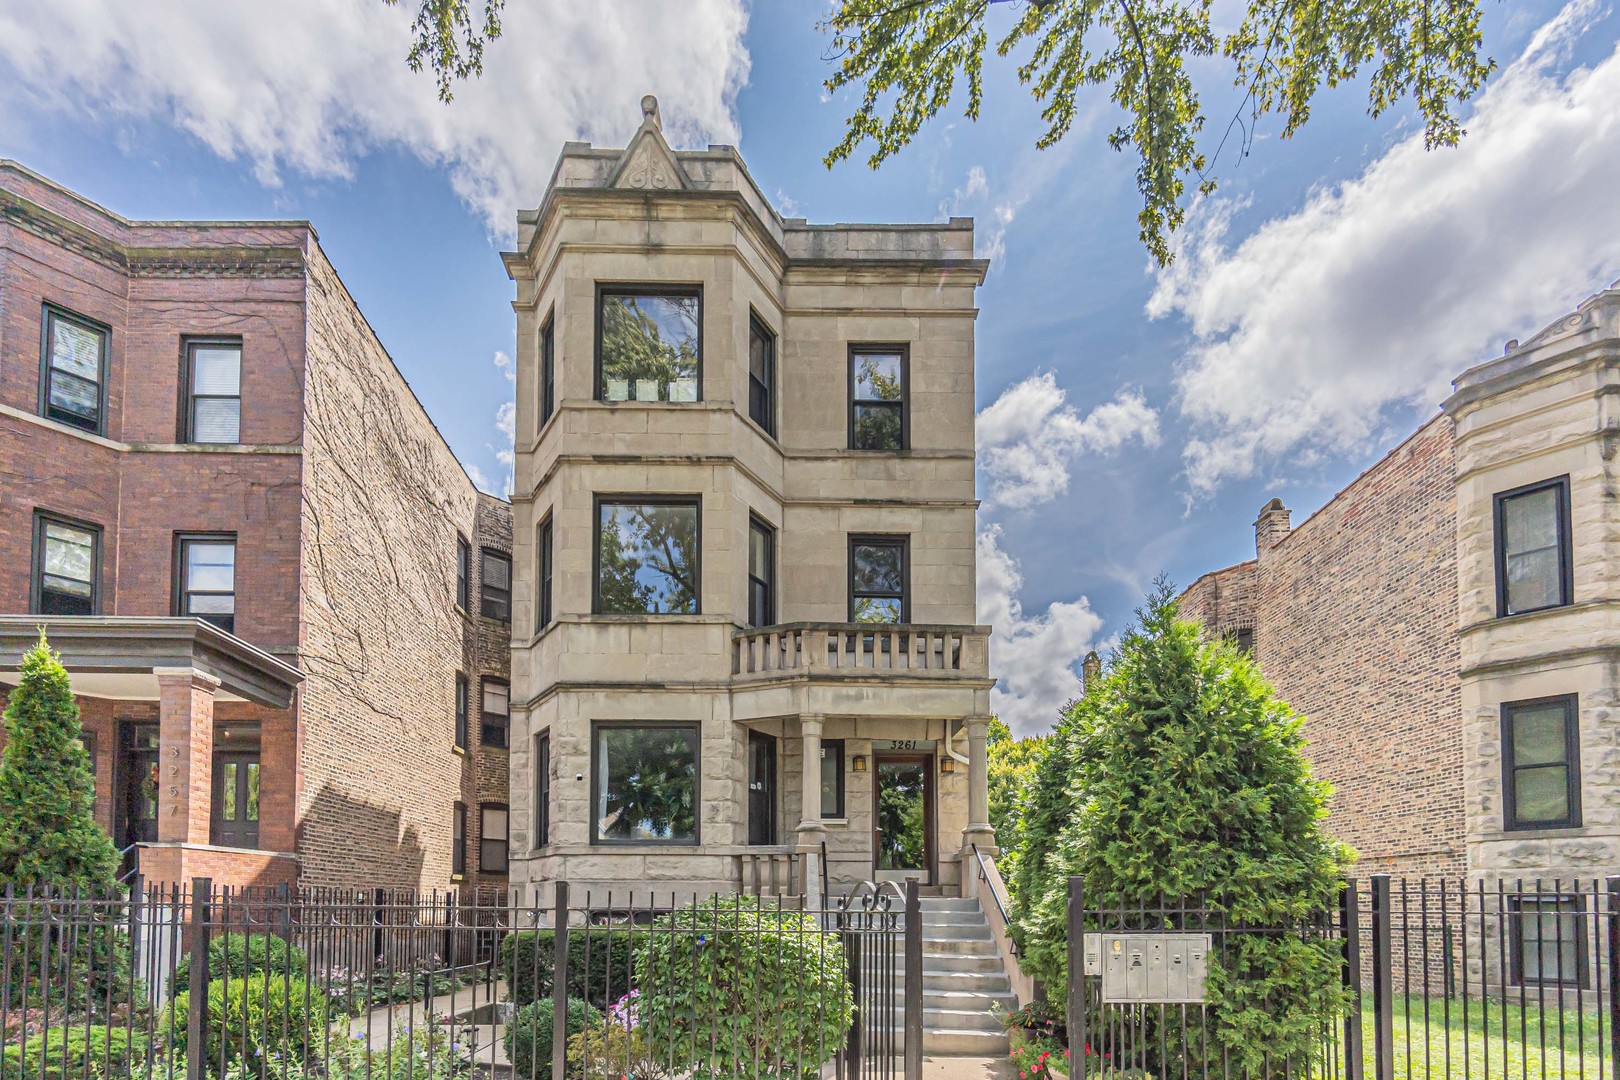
597, 726, 698, 843
598, 501, 699, 614
600, 293, 700, 402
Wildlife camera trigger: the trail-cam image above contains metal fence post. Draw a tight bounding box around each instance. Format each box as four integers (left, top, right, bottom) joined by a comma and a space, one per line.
842, 921, 862, 1079
552, 881, 570, 1080
1370, 874, 1394, 1080
903, 880, 923, 1080
1067, 877, 1086, 1080
1340, 880, 1364, 1080
1607, 875, 1619, 1076
186, 878, 212, 1080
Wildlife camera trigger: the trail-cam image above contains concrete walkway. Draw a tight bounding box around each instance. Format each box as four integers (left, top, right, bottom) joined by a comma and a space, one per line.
920, 1055, 1018, 1080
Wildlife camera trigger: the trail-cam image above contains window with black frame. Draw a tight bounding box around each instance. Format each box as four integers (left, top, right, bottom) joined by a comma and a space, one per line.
455, 535, 471, 611
849, 346, 906, 451
850, 536, 908, 623
749, 314, 775, 435
41, 307, 107, 434
821, 739, 846, 818
595, 498, 700, 614
537, 514, 554, 630
748, 515, 775, 627
1510, 895, 1587, 988
452, 802, 467, 877
454, 673, 469, 751
184, 341, 242, 444
479, 804, 509, 873
535, 732, 551, 847
177, 535, 236, 633
1502, 695, 1580, 829
597, 287, 701, 403
481, 549, 512, 623
481, 678, 509, 749
1495, 477, 1572, 616
539, 313, 556, 428
592, 723, 699, 844
33, 514, 99, 616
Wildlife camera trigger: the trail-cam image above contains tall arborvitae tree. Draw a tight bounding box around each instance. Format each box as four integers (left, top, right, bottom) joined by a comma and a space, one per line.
0, 633, 119, 892
1019, 582, 1351, 1072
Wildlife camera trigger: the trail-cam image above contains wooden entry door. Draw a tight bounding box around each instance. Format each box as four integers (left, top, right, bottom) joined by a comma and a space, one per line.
872, 754, 935, 884
211, 752, 261, 849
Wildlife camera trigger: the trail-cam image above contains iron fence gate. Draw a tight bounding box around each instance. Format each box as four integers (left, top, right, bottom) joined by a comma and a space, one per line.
1065, 875, 1620, 1080
1, 877, 916, 1080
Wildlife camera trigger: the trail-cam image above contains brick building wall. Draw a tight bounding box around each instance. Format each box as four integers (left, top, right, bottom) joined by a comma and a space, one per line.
1181, 416, 1466, 878
296, 245, 511, 893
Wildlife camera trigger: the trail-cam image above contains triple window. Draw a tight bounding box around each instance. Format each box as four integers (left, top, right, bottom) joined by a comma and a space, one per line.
592, 722, 699, 844
1501, 695, 1580, 830
1494, 477, 1572, 617
42, 307, 108, 435
481, 678, 510, 750
32, 512, 100, 616
184, 341, 242, 444
481, 549, 512, 623
176, 535, 237, 633
594, 497, 701, 615
850, 536, 909, 623
849, 345, 907, 451
596, 286, 701, 403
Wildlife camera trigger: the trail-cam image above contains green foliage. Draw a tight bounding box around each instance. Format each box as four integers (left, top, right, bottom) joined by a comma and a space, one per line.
1014, 582, 1352, 1073
172, 933, 308, 995
634, 897, 852, 1080
986, 717, 1049, 895
380, 0, 501, 102
0, 634, 119, 893
161, 975, 331, 1071
498, 929, 635, 1008
504, 997, 600, 1079
566, 1024, 671, 1080
817, 0, 1493, 265
1007, 1029, 1070, 1079
1, 1025, 146, 1080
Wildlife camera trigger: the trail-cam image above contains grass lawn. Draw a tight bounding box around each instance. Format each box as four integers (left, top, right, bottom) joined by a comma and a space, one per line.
1358, 994, 1610, 1079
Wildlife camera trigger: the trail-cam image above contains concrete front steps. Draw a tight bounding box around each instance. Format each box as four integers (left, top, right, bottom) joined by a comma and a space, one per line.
902, 896, 1016, 1056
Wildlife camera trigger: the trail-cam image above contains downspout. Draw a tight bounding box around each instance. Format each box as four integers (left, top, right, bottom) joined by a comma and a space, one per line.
944, 719, 970, 767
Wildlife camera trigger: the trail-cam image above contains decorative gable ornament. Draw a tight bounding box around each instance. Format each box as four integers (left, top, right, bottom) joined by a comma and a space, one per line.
609, 95, 689, 192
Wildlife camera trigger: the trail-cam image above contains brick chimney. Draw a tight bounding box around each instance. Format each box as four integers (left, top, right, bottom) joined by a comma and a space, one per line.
1254, 498, 1292, 555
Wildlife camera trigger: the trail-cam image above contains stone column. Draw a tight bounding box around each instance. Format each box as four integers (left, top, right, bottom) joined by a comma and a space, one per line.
796, 714, 828, 902
155, 668, 221, 846
961, 715, 997, 854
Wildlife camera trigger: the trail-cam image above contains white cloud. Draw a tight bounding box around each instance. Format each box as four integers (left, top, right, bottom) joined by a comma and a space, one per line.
977, 373, 1160, 509
978, 526, 1103, 736
0, 0, 751, 235
492, 349, 515, 383
1149, 0, 1620, 495
468, 351, 516, 498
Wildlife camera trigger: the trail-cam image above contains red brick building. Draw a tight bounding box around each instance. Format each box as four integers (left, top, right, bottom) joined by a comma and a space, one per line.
0, 160, 511, 895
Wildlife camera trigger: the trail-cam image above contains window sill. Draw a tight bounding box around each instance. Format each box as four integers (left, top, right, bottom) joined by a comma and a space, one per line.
1496, 822, 1585, 837
452, 745, 467, 757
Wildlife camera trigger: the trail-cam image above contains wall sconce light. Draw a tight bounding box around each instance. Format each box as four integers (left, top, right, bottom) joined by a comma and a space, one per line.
851, 755, 868, 773
939, 758, 956, 774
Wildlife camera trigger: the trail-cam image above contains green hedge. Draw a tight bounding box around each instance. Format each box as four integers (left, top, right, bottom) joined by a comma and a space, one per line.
504, 997, 600, 1079
172, 932, 307, 994
161, 974, 330, 1070
499, 929, 634, 1007
635, 897, 852, 1080
1, 1026, 146, 1080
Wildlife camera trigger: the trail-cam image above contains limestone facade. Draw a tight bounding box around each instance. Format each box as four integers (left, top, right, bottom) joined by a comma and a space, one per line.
503, 100, 993, 903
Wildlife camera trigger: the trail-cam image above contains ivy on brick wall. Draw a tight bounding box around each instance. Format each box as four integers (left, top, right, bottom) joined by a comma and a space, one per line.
0, 633, 118, 893
1014, 582, 1352, 1073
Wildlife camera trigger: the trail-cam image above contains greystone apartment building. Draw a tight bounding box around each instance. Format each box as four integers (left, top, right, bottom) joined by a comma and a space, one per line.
501, 97, 998, 905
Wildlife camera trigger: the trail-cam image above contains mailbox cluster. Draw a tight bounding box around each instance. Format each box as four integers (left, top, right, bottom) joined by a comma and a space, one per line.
1083, 932, 1211, 1003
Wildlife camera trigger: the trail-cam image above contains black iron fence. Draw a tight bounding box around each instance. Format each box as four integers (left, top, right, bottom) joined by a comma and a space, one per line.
1, 878, 917, 1080
1063, 875, 1619, 1080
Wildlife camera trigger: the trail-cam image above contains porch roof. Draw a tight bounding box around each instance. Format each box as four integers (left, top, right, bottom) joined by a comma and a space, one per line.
0, 616, 303, 709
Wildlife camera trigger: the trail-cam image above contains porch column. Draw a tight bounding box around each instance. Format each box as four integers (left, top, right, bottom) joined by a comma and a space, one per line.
796, 714, 828, 903
961, 715, 997, 854
154, 668, 220, 846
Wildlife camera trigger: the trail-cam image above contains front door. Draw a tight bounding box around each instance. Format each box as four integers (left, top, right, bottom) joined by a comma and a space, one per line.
116, 723, 160, 850
211, 751, 261, 848
873, 754, 935, 884
747, 730, 777, 845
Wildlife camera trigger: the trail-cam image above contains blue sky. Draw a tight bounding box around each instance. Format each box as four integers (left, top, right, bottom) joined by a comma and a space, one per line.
3, 0, 1619, 733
